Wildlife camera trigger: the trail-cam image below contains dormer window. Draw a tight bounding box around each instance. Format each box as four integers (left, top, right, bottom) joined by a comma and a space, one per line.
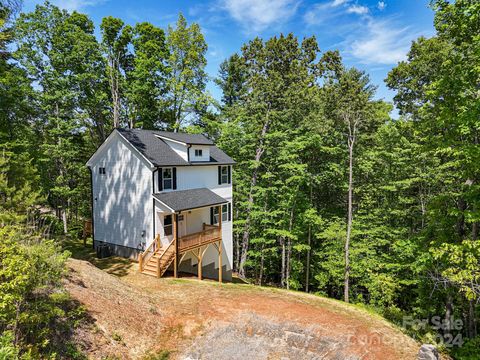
163, 168, 172, 190
195, 149, 203, 157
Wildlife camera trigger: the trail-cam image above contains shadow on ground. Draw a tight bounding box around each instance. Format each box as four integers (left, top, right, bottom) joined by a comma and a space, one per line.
61, 237, 134, 277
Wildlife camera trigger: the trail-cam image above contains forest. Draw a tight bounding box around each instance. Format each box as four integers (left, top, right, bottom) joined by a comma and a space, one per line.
0, 0, 479, 358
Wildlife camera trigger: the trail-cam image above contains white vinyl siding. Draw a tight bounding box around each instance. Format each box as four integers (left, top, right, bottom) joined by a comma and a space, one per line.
90, 133, 153, 250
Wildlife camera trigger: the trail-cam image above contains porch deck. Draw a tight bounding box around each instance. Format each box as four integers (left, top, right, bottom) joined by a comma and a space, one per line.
178, 224, 221, 253
139, 205, 224, 282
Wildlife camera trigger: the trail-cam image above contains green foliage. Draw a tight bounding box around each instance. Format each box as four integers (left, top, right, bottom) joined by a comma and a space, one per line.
2, 0, 480, 357
452, 336, 480, 360
0, 331, 18, 360
165, 13, 211, 130
142, 350, 170, 360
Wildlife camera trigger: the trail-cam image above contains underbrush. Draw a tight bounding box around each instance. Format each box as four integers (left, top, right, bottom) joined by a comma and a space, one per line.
0, 226, 89, 359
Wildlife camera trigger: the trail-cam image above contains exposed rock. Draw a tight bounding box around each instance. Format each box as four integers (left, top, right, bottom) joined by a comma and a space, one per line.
417, 344, 439, 360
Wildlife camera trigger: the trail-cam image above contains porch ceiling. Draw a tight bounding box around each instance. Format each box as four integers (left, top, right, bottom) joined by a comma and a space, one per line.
153, 188, 227, 212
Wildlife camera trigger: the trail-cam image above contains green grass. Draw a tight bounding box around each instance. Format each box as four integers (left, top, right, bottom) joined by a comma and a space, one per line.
60, 237, 134, 277
142, 350, 170, 360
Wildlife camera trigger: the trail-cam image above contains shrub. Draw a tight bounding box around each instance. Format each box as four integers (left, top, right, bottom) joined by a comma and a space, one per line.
0, 225, 77, 357
451, 336, 480, 360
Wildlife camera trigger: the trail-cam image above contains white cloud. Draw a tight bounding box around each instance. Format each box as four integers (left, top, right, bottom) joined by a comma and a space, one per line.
331, 0, 349, 6
350, 18, 413, 64
304, 1, 345, 25
347, 5, 369, 15
221, 0, 300, 32
305, 1, 371, 25
377, 1, 386, 11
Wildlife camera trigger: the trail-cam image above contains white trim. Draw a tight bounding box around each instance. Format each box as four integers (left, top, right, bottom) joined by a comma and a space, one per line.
154, 134, 187, 146
153, 197, 176, 213
86, 129, 155, 169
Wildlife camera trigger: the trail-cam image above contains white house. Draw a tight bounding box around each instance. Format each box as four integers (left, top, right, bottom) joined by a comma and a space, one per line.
86, 129, 235, 281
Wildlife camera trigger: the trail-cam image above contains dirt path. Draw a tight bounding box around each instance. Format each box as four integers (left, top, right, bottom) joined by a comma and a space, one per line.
65, 258, 420, 359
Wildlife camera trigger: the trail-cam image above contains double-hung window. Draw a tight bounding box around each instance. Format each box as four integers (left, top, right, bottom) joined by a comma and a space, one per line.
212, 203, 230, 224
195, 149, 203, 157
220, 166, 228, 184
164, 215, 173, 236
163, 168, 172, 190
213, 207, 220, 224
221, 204, 228, 222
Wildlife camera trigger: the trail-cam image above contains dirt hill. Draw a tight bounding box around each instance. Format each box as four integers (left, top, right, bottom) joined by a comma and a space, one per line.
65, 258, 421, 359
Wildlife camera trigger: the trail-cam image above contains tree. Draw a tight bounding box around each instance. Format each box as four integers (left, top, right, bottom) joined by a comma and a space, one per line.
14, 3, 99, 232
387, 0, 480, 341
100, 16, 132, 128
127, 22, 168, 129
165, 13, 209, 131
323, 68, 376, 302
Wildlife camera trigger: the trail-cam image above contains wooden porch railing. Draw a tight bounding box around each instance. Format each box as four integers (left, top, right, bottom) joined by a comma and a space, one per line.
178, 224, 221, 253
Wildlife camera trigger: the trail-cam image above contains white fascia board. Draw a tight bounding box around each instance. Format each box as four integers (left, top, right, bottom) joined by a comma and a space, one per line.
154, 135, 187, 146
153, 196, 176, 213
86, 130, 117, 167
86, 129, 155, 170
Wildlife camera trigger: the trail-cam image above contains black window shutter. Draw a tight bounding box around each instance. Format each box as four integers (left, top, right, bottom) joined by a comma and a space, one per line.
228, 202, 231, 221
158, 168, 163, 191
210, 207, 214, 225
173, 167, 177, 190
218, 166, 221, 185
228, 166, 231, 184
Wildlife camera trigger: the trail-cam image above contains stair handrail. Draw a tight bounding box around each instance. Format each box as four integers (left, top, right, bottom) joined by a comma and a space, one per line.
156, 239, 175, 277
139, 234, 160, 272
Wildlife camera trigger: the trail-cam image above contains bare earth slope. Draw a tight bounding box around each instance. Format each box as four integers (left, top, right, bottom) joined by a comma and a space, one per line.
65, 258, 420, 360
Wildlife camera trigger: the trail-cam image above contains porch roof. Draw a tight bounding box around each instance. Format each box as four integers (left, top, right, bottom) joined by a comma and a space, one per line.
153, 188, 227, 212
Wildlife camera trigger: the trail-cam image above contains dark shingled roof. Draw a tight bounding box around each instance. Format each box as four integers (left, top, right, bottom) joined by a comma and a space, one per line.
153, 131, 214, 145
153, 188, 227, 211
116, 128, 235, 167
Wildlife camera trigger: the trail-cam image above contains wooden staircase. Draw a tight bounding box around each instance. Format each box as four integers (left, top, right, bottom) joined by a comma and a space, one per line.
139, 223, 222, 279
139, 235, 175, 278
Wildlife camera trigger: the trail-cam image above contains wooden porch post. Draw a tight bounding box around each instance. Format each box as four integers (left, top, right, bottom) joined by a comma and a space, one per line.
218, 205, 222, 283
198, 246, 203, 280
218, 240, 222, 283
173, 213, 178, 278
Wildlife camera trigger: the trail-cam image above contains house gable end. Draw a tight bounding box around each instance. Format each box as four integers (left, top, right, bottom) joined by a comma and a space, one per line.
86, 130, 154, 170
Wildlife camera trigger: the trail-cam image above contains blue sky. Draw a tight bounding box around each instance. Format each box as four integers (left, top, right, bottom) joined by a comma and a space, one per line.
24, 0, 435, 109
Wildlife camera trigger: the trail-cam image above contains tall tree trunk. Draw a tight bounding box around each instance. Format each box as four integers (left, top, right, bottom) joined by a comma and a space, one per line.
108, 57, 120, 128
468, 299, 477, 338
305, 223, 311, 293
62, 203, 68, 235
305, 183, 313, 293
345, 136, 355, 303
286, 206, 295, 290
259, 245, 265, 286
238, 108, 271, 278
445, 295, 453, 338
280, 236, 286, 288
456, 197, 467, 239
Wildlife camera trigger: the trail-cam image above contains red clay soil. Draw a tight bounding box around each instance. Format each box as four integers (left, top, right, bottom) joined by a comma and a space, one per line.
65, 258, 421, 359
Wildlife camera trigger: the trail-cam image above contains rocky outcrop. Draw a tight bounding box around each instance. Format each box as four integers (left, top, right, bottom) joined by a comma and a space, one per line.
418, 344, 439, 360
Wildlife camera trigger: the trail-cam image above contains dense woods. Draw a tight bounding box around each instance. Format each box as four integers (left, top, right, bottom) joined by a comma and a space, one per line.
1, 0, 479, 358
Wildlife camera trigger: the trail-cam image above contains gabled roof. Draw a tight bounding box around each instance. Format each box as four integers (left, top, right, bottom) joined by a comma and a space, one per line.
153, 188, 227, 212
116, 128, 235, 167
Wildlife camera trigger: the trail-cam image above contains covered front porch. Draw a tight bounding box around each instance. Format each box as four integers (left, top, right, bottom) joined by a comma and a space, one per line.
139, 188, 227, 281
